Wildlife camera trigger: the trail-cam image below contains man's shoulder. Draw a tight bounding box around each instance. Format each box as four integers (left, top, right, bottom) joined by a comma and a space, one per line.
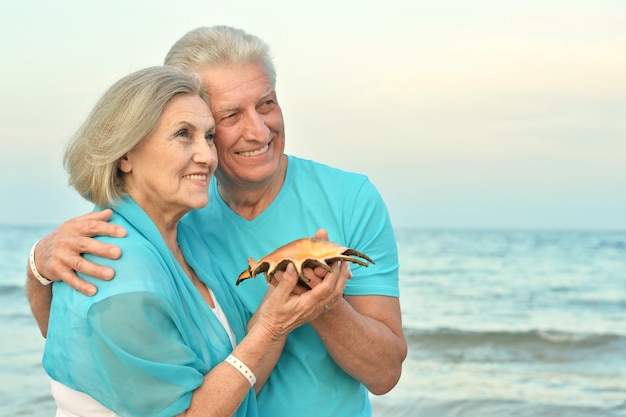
288, 154, 367, 181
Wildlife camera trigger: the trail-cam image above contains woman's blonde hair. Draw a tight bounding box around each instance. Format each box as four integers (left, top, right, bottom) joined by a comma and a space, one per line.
63, 66, 209, 207
164, 25, 276, 87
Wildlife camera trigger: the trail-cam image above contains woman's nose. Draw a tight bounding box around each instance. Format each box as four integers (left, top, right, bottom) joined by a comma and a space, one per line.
193, 139, 218, 167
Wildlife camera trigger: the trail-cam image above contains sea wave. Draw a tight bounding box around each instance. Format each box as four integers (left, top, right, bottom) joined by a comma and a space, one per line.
372, 397, 626, 417
0, 284, 26, 296
403, 327, 626, 364
405, 326, 625, 345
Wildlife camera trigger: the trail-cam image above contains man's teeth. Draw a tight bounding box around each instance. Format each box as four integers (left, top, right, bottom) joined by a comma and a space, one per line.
183, 174, 207, 181
239, 143, 269, 157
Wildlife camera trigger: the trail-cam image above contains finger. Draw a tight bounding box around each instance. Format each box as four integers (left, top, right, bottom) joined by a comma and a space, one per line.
274, 264, 299, 295
72, 236, 122, 260
62, 271, 99, 296
321, 261, 349, 301
73, 209, 127, 238
49, 255, 114, 296
306, 265, 339, 300
329, 260, 349, 280
58, 209, 126, 241
309, 267, 347, 314
343, 261, 352, 280
300, 267, 325, 287
313, 228, 328, 241
334, 261, 350, 292
77, 208, 115, 222
271, 270, 283, 285
68, 254, 115, 280
268, 275, 279, 287
327, 263, 350, 309
311, 265, 328, 279
38, 236, 119, 279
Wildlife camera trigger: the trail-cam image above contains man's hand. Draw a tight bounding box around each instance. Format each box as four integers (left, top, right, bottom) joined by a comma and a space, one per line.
269, 228, 351, 312
34, 209, 126, 295
257, 260, 349, 333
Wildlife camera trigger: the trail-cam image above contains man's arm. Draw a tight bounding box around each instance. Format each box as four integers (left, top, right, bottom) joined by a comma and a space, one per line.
310, 294, 406, 395
305, 229, 407, 395
26, 266, 53, 337
285, 257, 406, 395
25, 209, 127, 336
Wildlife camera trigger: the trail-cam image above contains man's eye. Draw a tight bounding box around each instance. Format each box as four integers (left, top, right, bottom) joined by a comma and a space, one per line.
217, 113, 237, 127
259, 100, 276, 114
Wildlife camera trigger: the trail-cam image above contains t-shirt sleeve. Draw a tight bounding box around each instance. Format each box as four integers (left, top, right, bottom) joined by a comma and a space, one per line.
342, 177, 400, 297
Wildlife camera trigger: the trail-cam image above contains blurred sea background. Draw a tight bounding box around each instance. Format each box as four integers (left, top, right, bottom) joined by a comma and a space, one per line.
1, 224, 625, 416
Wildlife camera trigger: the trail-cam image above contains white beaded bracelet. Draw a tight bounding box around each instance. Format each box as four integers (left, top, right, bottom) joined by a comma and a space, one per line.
29, 240, 53, 286
224, 354, 256, 387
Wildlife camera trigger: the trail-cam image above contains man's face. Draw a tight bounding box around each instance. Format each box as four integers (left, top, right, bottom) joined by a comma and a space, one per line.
199, 61, 285, 188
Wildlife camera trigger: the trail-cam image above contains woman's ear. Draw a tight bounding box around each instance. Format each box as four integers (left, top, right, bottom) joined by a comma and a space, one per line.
118, 154, 132, 173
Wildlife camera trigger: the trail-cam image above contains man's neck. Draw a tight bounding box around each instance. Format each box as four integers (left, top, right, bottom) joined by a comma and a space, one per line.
217, 155, 288, 221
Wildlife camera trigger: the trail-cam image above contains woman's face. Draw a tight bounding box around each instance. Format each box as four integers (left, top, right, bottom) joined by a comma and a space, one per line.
119, 93, 217, 226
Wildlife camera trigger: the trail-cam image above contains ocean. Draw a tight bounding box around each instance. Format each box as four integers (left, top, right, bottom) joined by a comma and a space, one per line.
1, 225, 625, 416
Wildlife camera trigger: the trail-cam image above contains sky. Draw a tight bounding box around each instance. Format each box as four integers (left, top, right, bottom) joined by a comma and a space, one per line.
1, 0, 625, 230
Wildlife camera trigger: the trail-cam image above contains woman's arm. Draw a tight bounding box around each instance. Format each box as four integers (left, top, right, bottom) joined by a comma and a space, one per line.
180, 263, 348, 416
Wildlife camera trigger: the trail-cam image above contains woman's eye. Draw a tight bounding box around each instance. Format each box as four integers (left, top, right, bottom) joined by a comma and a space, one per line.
175, 129, 190, 138
205, 132, 216, 141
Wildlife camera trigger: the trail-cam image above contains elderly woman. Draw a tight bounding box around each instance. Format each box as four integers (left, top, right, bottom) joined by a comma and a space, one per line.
42, 66, 341, 417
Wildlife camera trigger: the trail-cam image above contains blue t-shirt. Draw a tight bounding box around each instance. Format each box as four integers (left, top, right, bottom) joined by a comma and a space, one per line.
183, 155, 399, 417
43, 197, 257, 417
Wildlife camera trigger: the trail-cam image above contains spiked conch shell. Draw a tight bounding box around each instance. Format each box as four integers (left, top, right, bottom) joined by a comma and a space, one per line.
236, 237, 375, 288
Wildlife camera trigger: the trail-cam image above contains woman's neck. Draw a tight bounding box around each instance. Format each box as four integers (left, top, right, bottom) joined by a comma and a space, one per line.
162, 222, 215, 309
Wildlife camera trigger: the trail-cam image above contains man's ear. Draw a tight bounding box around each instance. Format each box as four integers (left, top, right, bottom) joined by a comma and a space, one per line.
118, 154, 132, 173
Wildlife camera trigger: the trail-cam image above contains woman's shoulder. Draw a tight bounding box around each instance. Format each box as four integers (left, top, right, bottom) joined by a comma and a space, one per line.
80, 218, 172, 298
